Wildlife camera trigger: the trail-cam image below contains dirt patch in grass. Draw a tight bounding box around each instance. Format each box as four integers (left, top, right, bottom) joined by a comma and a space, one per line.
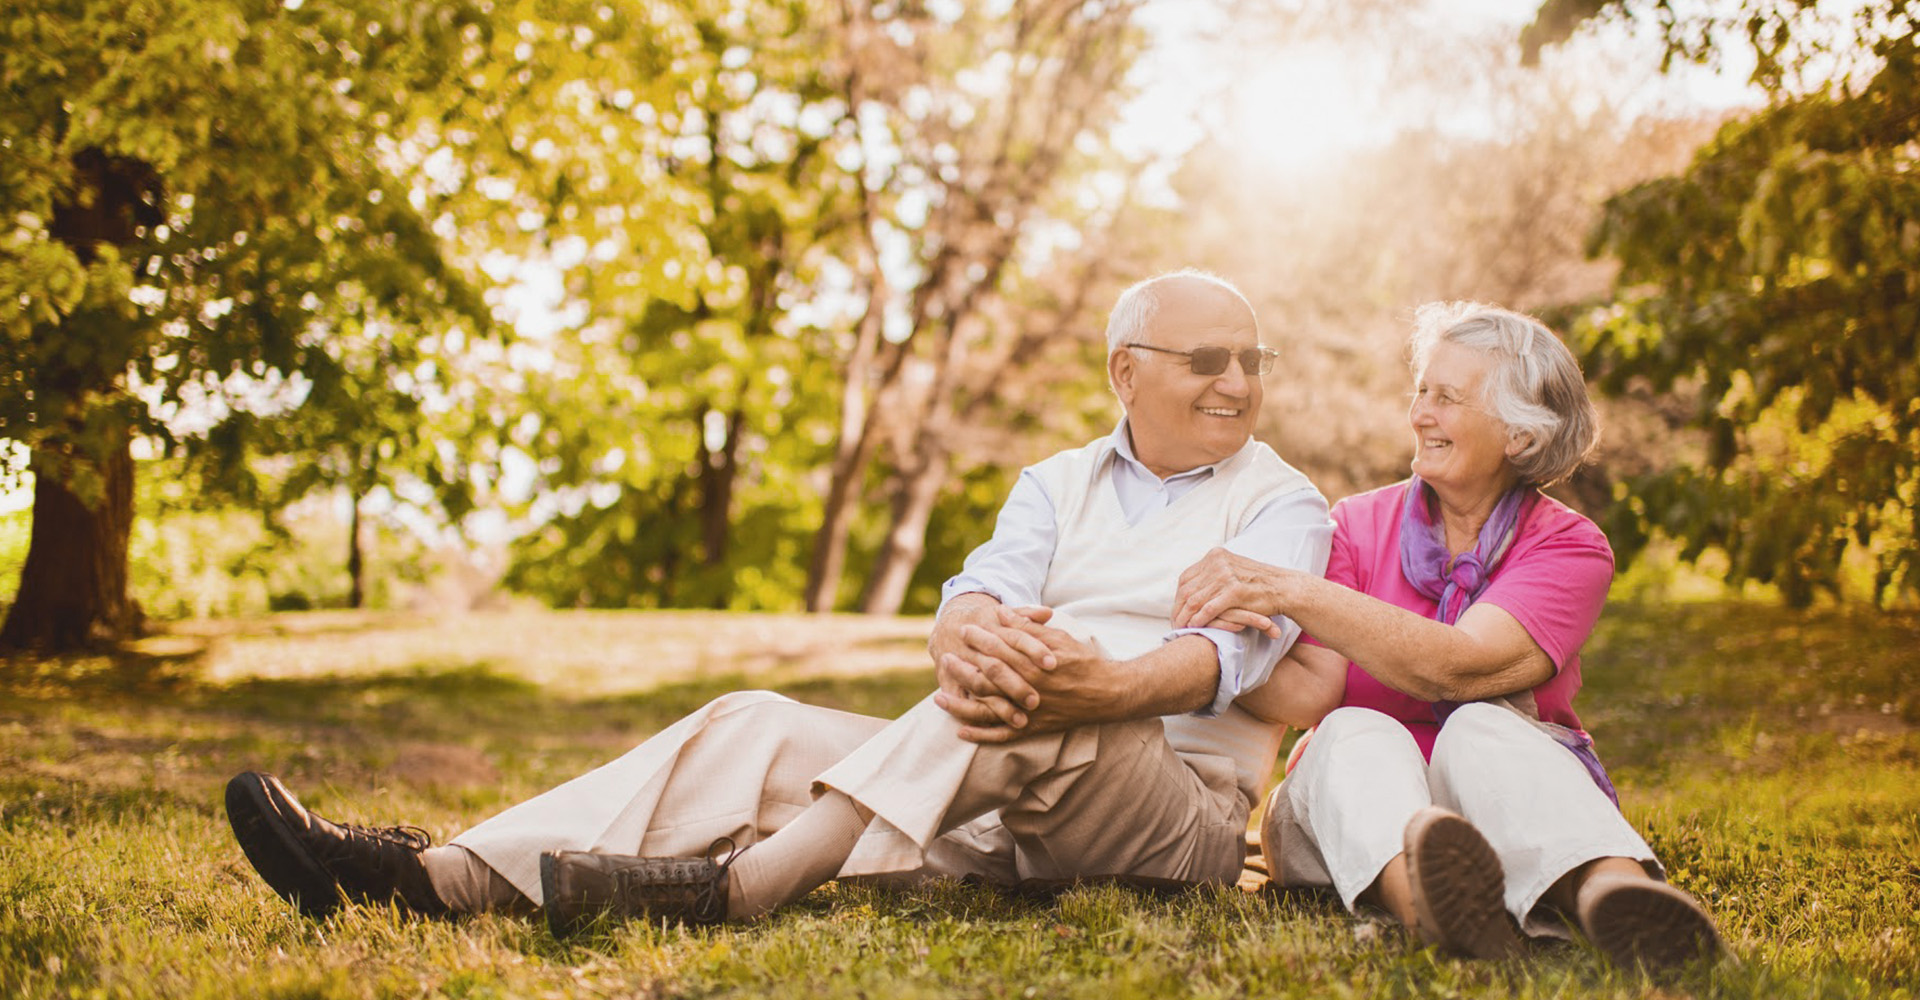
389, 743, 500, 787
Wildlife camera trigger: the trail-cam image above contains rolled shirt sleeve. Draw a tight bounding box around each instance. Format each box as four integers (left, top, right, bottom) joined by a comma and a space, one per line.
1171, 485, 1334, 717
938, 469, 1056, 612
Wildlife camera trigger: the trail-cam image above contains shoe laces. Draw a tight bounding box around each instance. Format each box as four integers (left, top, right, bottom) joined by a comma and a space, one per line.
337, 822, 432, 852
692, 837, 744, 921
706, 836, 744, 870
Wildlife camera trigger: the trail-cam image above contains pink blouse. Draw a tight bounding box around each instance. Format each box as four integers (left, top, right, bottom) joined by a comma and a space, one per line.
1303, 481, 1615, 759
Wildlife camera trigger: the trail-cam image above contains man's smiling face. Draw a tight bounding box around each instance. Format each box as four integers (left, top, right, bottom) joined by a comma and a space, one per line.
1111, 277, 1263, 478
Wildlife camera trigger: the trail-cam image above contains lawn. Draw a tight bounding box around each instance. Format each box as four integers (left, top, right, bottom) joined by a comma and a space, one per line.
1, 600, 1914, 999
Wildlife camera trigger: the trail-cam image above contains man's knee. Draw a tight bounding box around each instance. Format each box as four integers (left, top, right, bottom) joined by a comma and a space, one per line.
700, 690, 806, 740
706, 689, 788, 712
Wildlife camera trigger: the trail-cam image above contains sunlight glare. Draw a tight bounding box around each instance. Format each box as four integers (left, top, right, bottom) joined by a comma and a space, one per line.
1227, 42, 1392, 173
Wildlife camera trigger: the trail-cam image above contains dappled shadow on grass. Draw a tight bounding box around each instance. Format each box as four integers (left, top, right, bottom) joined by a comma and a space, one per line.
0, 774, 217, 831
0, 653, 938, 824
0, 612, 450, 699
0, 639, 209, 699
190, 662, 936, 748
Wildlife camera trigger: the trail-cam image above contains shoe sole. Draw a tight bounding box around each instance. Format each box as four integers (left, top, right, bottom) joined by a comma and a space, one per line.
225, 773, 341, 918
1579, 876, 1723, 975
1404, 808, 1521, 960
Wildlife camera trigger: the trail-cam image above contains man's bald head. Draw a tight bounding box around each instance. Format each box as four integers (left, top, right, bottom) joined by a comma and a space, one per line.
1104, 270, 1257, 356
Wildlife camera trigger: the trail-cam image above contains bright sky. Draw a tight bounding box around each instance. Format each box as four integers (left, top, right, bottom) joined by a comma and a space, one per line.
1118, 0, 1761, 173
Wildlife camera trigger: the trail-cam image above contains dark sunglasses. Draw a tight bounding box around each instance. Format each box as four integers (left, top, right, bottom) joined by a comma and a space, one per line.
1125, 342, 1278, 376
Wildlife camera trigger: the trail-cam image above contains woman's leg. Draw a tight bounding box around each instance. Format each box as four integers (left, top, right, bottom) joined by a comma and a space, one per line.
1270, 707, 1519, 958
1427, 702, 1720, 970
1426, 702, 1663, 934
1273, 707, 1432, 912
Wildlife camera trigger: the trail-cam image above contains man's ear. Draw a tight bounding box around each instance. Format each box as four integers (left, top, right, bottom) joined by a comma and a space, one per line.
1109, 349, 1136, 407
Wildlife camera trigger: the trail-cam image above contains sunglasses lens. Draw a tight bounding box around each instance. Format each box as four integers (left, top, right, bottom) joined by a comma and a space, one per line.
1188, 347, 1230, 375
1242, 349, 1275, 375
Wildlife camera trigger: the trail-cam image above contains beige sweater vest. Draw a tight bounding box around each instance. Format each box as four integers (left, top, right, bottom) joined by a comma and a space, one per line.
1029, 435, 1317, 805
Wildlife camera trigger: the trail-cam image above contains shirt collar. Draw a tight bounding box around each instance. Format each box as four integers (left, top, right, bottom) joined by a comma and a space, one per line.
1104, 416, 1231, 484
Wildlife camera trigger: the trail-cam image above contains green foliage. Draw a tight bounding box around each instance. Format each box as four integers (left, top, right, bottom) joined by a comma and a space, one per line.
2, 461, 431, 618
1549, 2, 1920, 604
896, 463, 1018, 615
0, 0, 498, 458
127, 497, 430, 620
0, 602, 1915, 998
0, 509, 27, 612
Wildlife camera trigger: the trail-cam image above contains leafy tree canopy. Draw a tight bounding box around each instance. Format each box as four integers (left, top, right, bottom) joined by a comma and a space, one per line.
1534, 0, 1920, 603
0, 0, 717, 645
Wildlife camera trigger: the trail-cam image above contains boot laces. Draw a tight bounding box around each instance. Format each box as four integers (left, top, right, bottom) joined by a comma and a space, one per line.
690, 837, 744, 920
338, 822, 432, 852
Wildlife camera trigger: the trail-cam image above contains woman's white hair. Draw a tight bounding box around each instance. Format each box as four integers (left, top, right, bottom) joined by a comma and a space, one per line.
1104, 268, 1250, 354
1410, 301, 1599, 487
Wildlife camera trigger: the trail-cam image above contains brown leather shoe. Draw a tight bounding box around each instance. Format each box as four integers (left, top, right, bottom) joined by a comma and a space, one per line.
1402, 807, 1522, 959
540, 840, 741, 937
1576, 872, 1723, 975
225, 771, 447, 918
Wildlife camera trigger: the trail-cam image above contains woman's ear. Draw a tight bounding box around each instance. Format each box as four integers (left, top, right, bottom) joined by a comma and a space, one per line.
1506, 429, 1534, 458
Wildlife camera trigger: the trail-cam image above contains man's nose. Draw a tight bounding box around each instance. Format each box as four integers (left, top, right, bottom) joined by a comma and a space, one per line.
1213, 357, 1253, 396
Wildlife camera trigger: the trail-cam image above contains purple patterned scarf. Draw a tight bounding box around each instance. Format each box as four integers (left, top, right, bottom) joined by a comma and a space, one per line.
1397, 476, 1527, 626
1397, 477, 1620, 807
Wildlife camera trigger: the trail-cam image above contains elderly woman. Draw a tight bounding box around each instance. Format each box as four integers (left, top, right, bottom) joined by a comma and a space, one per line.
1172, 302, 1721, 972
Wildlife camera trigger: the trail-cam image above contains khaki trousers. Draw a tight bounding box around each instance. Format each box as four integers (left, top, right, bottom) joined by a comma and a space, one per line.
1263, 702, 1659, 937
452, 691, 1250, 906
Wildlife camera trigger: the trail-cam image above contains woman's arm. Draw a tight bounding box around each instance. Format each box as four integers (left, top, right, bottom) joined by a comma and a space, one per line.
1232, 643, 1350, 729
1173, 548, 1555, 703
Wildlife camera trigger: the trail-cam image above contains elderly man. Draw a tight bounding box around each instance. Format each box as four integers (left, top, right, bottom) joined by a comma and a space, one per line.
224, 270, 1333, 931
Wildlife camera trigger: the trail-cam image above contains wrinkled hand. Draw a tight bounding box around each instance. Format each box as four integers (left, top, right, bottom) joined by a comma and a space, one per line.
932, 603, 1058, 731
1173, 548, 1290, 639
937, 607, 1121, 744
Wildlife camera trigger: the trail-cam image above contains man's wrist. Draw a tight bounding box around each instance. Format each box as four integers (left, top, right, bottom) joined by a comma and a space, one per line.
931, 592, 1000, 657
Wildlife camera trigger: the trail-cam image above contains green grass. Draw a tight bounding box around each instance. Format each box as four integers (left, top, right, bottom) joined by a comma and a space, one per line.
1, 603, 1915, 999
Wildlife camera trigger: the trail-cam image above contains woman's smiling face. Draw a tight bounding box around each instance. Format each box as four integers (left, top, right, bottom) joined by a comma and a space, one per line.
1407, 342, 1517, 495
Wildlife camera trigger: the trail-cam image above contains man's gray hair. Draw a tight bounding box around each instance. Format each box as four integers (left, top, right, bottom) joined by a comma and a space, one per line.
1410, 301, 1599, 487
1105, 269, 1252, 354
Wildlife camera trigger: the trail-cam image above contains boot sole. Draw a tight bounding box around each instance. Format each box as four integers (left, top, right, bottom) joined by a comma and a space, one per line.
1579, 876, 1723, 975
225, 772, 341, 918
1404, 808, 1521, 960
541, 850, 588, 938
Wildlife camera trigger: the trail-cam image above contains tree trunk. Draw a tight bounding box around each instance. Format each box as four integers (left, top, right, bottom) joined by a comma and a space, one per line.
803, 286, 889, 612
346, 488, 365, 610
0, 148, 161, 652
698, 402, 747, 609
700, 404, 745, 568
804, 28, 892, 614
0, 431, 144, 651
858, 442, 951, 616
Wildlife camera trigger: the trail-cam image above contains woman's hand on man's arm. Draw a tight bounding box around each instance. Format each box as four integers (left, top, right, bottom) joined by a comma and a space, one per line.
1172, 547, 1300, 636
1171, 547, 1555, 704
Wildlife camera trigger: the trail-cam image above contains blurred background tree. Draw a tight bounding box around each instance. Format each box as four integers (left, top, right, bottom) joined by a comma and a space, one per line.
0, 0, 506, 649
1527, 0, 1920, 604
